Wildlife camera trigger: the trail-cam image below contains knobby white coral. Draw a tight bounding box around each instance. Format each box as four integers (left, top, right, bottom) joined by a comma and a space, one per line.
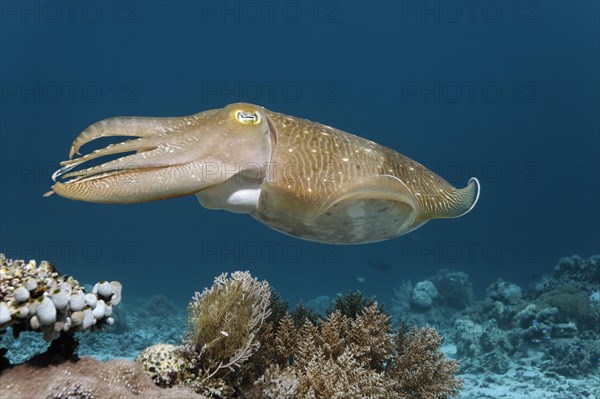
0, 254, 122, 341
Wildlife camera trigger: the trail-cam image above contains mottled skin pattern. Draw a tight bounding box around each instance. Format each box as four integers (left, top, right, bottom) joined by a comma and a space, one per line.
48, 103, 479, 244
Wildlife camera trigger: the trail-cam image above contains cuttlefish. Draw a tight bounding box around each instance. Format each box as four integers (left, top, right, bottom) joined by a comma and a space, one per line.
47, 103, 479, 244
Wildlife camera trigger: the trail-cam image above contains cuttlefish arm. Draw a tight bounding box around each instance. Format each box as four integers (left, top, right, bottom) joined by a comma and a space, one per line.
67, 115, 198, 159
47, 103, 479, 244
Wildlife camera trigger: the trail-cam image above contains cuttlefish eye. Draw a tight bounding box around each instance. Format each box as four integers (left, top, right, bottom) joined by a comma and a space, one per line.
235, 110, 260, 125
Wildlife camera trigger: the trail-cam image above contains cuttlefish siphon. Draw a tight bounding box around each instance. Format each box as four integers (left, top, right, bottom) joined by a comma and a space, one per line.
47, 103, 480, 244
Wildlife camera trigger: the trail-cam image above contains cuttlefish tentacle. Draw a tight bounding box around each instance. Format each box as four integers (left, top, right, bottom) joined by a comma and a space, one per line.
48, 103, 479, 244
51, 162, 214, 203
58, 145, 175, 181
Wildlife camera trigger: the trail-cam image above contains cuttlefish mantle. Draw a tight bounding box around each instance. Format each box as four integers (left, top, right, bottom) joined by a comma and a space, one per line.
47, 103, 480, 244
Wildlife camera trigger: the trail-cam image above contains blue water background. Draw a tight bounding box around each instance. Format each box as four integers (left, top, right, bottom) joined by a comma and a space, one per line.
1, 1, 598, 307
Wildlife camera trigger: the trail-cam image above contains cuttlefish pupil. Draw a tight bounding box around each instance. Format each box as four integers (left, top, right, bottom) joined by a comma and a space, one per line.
47, 103, 480, 244
236, 110, 260, 124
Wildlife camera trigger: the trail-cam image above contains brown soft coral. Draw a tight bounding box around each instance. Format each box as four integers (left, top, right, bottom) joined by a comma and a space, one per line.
257, 303, 462, 399
386, 324, 463, 399
298, 347, 387, 399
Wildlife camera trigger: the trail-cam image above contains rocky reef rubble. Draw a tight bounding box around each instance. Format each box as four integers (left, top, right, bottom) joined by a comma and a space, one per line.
390, 254, 600, 398
464, 255, 599, 377
0, 253, 122, 343
1, 356, 207, 398
391, 269, 474, 334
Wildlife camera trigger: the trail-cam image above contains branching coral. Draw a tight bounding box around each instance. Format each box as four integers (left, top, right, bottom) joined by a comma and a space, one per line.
387, 324, 463, 399
289, 306, 390, 399
328, 290, 380, 318
258, 302, 462, 399
273, 313, 298, 366
290, 300, 321, 327
298, 347, 387, 399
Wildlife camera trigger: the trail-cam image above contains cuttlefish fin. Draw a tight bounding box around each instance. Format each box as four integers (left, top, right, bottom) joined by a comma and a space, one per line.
448, 177, 480, 218
413, 177, 480, 225
312, 175, 480, 230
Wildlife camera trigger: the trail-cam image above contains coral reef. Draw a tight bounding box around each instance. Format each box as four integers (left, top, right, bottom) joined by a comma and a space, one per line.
390, 254, 599, 398
486, 279, 523, 305
9, 254, 596, 398
386, 254, 600, 399
530, 255, 600, 294
130, 273, 462, 398
0, 254, 121, 343
391, 269, 473, 333
15, 257, 600, 399
388, 324, 463, 399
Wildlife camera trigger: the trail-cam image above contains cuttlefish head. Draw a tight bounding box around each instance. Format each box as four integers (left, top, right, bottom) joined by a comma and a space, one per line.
47, 103, 275, 203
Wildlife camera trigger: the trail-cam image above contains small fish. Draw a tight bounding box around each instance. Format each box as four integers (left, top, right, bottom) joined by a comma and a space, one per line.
367, 260, 392, 272
356, 277, 366, 284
